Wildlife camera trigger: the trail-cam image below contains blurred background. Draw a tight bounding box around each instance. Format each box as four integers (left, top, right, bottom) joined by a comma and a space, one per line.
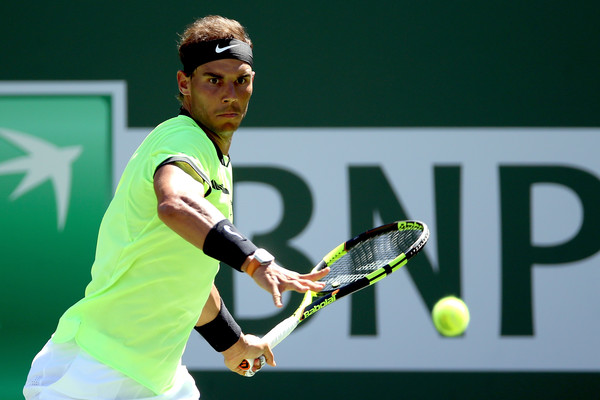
1, 1, 599, 399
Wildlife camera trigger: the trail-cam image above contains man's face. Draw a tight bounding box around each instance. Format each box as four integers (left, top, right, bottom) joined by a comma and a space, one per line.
181, 59, 255, 136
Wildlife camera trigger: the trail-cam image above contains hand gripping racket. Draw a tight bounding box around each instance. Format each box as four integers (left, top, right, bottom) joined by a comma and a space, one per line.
240, 220, 429, 377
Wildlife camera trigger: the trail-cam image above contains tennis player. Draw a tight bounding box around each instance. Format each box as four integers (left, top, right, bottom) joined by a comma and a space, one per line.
23, 15, 329, 399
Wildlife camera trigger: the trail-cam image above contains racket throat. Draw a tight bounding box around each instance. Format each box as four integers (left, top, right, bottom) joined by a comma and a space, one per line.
301, 290, 340, 321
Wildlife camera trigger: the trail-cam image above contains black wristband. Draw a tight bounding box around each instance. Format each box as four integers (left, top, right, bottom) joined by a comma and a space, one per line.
194, 298, 242, 352
203, 219, 258, 271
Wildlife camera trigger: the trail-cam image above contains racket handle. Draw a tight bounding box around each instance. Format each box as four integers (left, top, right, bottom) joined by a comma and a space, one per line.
242, 316, 300, 377
240, 355, 265, 377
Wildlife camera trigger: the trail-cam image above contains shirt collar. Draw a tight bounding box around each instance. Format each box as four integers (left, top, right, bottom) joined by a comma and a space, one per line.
178, 108, 230, 167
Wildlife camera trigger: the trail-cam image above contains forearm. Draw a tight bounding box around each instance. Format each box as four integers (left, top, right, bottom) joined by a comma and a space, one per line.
196, 284, 221, 327
195, 284, 243, 353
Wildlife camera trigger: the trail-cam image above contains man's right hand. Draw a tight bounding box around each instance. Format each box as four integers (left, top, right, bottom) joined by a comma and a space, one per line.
222, 333, 275, 376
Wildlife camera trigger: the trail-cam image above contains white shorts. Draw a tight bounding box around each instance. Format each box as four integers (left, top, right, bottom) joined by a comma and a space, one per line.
23, 339, 200, 400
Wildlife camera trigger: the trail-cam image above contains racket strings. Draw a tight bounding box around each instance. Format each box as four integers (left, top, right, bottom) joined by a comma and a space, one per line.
322, 229, 422, 291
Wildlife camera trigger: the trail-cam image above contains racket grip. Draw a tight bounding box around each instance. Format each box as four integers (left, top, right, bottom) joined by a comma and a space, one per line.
242, 316, 300, 377
240, 355, 265, 377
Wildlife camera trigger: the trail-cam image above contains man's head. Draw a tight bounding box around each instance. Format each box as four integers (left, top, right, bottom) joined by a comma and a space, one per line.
177, 16, 255, 138
178, 15, 253, 76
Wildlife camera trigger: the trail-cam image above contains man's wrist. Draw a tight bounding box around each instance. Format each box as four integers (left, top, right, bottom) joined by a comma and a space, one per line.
244, 248, 274, 277
203, 219, 258, 271
194, 298, 242, 352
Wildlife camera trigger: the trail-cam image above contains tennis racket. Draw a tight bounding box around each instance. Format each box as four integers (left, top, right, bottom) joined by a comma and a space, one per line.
239, 220, 429, 377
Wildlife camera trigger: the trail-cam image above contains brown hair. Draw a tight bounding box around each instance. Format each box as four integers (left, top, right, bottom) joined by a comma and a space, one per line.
178, 15, 253, 59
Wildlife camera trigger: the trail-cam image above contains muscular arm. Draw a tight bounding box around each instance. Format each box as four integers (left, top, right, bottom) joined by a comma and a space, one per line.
154, 162, 329, 306
154, 163, 225, 250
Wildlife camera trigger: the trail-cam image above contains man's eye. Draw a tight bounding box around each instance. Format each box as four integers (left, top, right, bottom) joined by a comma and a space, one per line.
237, 77, 247, 84
209, 78, 219, 84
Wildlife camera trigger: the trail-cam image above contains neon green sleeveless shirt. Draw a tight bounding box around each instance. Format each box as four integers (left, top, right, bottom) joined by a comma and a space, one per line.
52, 114, 233, 394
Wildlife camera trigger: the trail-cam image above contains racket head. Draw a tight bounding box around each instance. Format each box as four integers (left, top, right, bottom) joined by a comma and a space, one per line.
313, 220, 429, 296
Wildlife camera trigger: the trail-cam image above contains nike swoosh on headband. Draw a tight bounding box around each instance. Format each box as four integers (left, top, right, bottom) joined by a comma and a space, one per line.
215, 44, 241, 53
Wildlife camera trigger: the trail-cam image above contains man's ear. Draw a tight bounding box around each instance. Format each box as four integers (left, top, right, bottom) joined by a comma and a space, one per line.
177, 70, 191, 96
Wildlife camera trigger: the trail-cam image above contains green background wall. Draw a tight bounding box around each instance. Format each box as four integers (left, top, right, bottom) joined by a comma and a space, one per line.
1, 1, 598, 128
1, 1, 599, 399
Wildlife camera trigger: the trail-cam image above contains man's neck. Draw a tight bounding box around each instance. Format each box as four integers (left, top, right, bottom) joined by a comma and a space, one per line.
205, 129, 233, 156
179, 106, 233, 156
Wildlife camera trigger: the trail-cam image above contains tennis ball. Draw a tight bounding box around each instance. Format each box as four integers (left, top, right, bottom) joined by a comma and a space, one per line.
432, 296, 470, 337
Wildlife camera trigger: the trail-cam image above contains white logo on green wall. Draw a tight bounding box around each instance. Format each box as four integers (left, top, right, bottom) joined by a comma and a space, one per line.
0, 91, 113, 235
0, 128, 82, 230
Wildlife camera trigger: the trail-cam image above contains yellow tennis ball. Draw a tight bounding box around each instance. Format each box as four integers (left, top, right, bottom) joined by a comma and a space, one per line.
432, 296, 470, 337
